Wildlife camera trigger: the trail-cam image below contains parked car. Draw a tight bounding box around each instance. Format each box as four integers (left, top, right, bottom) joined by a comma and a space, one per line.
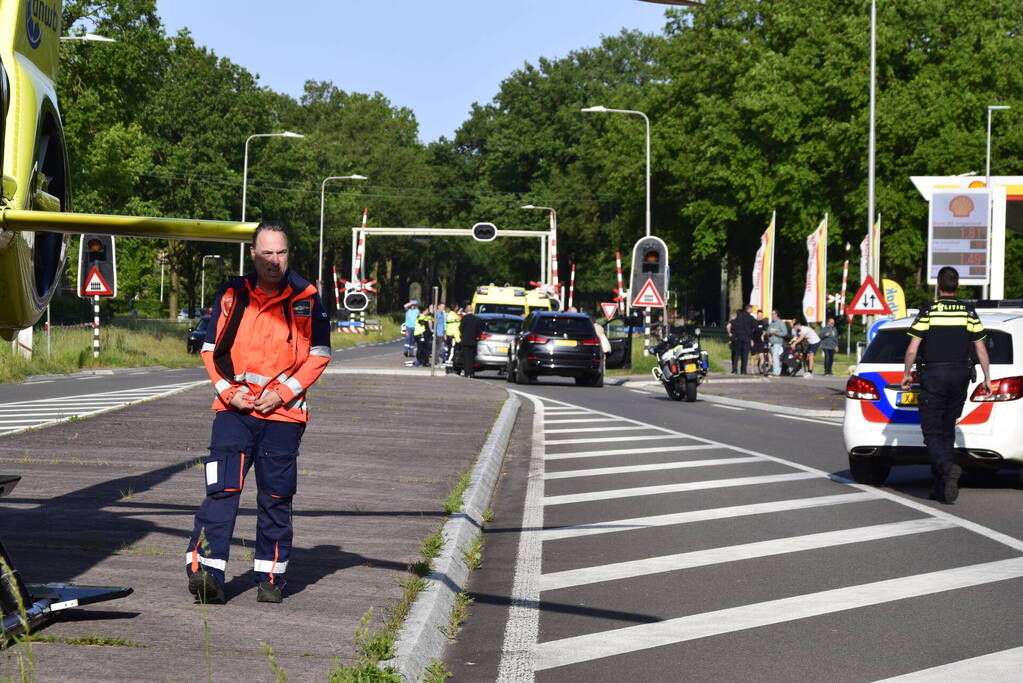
452, 313, 522, 375
843, 306, 1023, 486
186, 316, 211, 354
506, 311, 604, 386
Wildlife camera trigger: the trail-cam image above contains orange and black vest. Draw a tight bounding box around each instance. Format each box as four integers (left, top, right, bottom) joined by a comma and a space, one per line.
201, 270, 331, 423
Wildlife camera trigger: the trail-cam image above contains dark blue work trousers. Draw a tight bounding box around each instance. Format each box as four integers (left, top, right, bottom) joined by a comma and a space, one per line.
918, 364, 970, 478
186, 411, 305, 587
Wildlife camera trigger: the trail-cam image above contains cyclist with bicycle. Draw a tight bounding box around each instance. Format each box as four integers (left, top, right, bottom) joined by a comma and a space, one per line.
790, 320, 821, 377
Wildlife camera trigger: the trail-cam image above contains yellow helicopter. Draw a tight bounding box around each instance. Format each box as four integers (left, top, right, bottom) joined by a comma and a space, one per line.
0, 0, 256, 343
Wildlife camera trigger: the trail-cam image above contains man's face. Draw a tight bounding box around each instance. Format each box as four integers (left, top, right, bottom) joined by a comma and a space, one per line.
771, 311, 779, 320
250, 230, 289, 289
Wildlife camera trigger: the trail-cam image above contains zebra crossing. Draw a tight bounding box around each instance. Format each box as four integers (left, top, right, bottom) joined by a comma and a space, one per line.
497, 393, 1023, 681
0, 381, 204, 436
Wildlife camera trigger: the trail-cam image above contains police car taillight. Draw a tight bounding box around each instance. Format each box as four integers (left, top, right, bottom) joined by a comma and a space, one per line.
970, 376, 1023, 402
845, 375, 880, 401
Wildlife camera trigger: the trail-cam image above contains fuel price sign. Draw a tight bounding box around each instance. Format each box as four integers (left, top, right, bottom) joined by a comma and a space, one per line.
928, 191, 989, 286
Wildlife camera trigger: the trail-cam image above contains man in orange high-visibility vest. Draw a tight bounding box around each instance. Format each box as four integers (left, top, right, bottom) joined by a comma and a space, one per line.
185, 222, 331, 604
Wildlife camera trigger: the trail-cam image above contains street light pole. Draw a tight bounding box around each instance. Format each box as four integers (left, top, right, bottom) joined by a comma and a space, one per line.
239, 131, 305, 275
986, 104, 1010, 299
200, 254, 222, 311
581, 105, 651, 237
867, 0, 877, 283
319, 175, 368, 295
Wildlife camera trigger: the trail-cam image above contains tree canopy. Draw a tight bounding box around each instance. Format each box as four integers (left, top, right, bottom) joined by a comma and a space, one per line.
54, 0, 1023, 322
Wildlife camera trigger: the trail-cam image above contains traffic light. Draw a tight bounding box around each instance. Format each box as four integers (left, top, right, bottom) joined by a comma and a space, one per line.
629, 236, 668, 308
472, 222, 497, 242
343, 290, 369, 312
77, 234, 117, 298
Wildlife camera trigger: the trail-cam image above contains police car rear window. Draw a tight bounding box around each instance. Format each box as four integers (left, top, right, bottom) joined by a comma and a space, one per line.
533, 316, 596, 337
477, 303, 525, 316
862, 328, 1013, 364
482, 318, 521, 335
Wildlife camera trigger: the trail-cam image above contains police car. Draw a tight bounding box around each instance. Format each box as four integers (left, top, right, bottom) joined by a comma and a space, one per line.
843, 304, 1023, 487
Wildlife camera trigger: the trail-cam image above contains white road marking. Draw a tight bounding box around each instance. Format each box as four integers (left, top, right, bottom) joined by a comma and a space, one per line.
542, 409, 590, 415
629, 389, 647, 395
874, 645, 1023, 682
0, 381, 204, 437
543, 456, 763, 480
540, 492, 877, 541
544, 472, 819, 506
545, 434, 695, 446
544, 418, 614, 424
544, 426, 649, 434
539, 518, 955, 591
535, 556, 1023, 671
496, 396, 546, 681
711, 404, 745, 411
773, 413, 842, 426
545, 444, 718, 461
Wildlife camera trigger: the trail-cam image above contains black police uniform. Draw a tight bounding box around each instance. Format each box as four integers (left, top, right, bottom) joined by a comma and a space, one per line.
907, 297, 985, 482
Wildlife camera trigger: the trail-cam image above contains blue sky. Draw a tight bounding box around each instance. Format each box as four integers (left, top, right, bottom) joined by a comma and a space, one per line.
156, 1, 675, 143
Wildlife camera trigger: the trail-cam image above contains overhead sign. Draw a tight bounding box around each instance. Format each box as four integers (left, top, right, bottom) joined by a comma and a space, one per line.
600, 302, 619, 320
928, 190, 989, 286
847, 275, 891, 315
77, 235, 117, 298
629, 236, 668, 309
632, 278, 666, 308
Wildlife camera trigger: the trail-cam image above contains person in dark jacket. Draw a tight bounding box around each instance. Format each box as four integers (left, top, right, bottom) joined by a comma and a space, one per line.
728, 305, 757, 374
457, 305, 482, 378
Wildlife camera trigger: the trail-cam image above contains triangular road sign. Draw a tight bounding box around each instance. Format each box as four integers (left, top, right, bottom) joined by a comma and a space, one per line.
82, 266, 114, 297
632, 278, 665, 308
847, 275, 891, 315
600, 302, 619, 320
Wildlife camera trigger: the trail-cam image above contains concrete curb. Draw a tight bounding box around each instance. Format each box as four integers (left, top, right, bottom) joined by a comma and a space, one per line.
392, 393, 521, 681
622, 379, 844, 420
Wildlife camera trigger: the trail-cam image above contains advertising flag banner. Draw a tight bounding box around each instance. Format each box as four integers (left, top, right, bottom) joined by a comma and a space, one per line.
881, 278, 907, 319
749, 212, 776, 316
802, 216, 827, 322
860, 234, 870, 285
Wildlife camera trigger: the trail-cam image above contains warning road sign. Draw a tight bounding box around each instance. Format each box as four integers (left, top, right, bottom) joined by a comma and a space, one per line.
632, 278, 665, 308
600, 302, 619, 320
81, 266, 114, 297
847, 275, 891, 315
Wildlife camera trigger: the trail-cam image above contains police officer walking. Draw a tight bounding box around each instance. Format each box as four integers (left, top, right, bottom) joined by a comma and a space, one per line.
901, 266, 991, 504
186, 222, 331, 603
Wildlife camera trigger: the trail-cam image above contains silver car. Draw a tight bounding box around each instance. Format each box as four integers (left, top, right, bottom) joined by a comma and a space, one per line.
470, 314, 523, 374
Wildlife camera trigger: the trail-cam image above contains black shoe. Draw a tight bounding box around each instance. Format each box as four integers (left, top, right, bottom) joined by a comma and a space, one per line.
188, 572, 225, 604
256, 581, 283, 603
942, 465, 962, 504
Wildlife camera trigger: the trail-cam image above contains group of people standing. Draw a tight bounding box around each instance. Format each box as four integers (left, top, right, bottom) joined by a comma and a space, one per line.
727, 305, 841, 377
402, 300, 483, 375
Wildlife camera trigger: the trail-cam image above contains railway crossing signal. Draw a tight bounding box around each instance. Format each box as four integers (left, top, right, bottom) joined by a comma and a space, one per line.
77, 235, 116, 298
472, 222, 497, 242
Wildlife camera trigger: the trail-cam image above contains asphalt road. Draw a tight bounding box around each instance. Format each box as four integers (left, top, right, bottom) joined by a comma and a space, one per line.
446, 373, 1023, 682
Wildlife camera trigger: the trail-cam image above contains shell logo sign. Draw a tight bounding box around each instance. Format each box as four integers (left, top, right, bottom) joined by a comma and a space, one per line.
948, 195, 976, 218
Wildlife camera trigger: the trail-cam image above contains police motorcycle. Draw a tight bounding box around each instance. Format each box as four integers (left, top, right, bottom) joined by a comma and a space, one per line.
649, 329, 709, 402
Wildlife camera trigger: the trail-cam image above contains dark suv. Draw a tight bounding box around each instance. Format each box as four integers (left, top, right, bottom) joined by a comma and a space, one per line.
506, 311, 604, 386
186, 316, 211, 354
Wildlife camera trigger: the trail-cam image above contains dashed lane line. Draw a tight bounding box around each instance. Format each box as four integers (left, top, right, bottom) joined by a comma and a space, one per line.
540, 492, 877, 542
535, 557, 1023, 671
543, 418, 615, 424
711, 404, 745, 411
543, 472, 820, 506
773, 413, 842, 426
538, 517, 956, 591
542, 456, 763, 480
